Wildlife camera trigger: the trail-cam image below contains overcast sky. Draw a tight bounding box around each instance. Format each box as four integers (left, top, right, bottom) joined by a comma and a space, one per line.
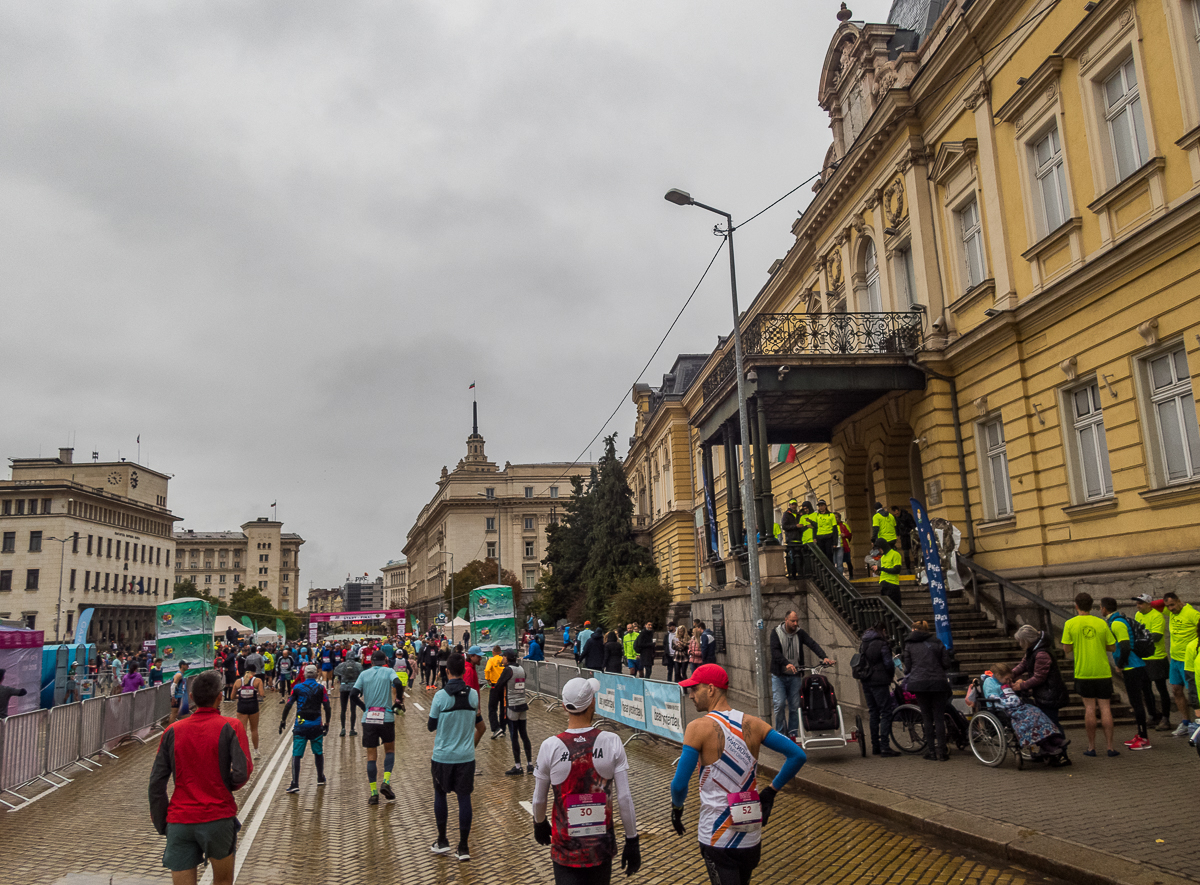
1, 0, 894, 603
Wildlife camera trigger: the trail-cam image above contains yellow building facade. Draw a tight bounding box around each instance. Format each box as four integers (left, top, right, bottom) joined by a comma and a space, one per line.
681, 0, 1200, 608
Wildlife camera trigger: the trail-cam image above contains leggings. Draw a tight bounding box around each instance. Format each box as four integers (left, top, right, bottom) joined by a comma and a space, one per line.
509, 717, 532, 765
340, 692, 354, 729
433, 785, 472, 847
915, 691, 949, 756
1124, 666, 1150, 738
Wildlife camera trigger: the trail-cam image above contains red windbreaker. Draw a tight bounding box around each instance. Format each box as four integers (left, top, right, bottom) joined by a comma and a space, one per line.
149, 706, 252, 831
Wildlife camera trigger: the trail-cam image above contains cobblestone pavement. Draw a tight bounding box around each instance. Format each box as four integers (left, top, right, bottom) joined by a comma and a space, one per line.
761, 719, 1200, 882
9, 682, 1066, 885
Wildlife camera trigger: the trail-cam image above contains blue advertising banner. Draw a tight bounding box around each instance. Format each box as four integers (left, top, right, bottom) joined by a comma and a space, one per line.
74, 607, 95, 646
592, 672, 644, 730
910, 497, 953, 650
641, 679, 685, 741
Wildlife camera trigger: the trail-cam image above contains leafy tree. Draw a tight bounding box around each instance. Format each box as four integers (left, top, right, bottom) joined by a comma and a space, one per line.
602, 575, 673, 632
174, 579, 221, 610
446, 559, 523, 614
580, 435, 656, 621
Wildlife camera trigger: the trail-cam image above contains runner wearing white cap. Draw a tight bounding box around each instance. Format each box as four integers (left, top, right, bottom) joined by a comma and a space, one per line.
531, 676, 641, 884
670, 663, 806, 885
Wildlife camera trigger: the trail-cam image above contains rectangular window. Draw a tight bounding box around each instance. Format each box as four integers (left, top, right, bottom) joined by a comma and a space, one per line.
486, 517, 495, 531
26, 569, 39, 590
525, 567, 537, 588
550, 486, 559, 499
106, 538, 112, 558
15, 500, 24, 516
71, 533, 79, 554
1147, 345, 1200, 483
29, 531, 42, 553
1, 500, 8, 515
204, 575, 212, 584
980, 417, 1014, 519
1104, 58, 1149, 182
958, 197, 985, 290
894, 246, 918, 306
87, 535, 93, 555
219, 574, 226, 583
524, 517, 534, 530
166, 550, 170, 567
1032, 126, 1068, 236
486, 541, 497, 558
1, 532, 13, 554
259, 580, 267, 590
524, 540, 535, 557
485, 487, 495, 500
525, 487, 534, 498
69, 569, 76, 591
84, 570, 90, 591
41, 499, 51, 514
66, 612, 73, 634
0, 571, 10, 592
282, 573, 289, 582
103, 573, 109, 591
1069, 381, 1114, 500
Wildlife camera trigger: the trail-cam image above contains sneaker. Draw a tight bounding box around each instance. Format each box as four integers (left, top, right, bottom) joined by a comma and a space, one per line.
1155, 719, 1174, 732
1107, 749, 1121, 757
339, 727, 346, 737
526, 763, 535, 773
454, 846, 470, 862
350, 730, 357, 736
1129, 735, 1152, 750
285, 783, 300, 794
431, 840, 452, 855
1172, 721, 1191, 736
491, 729, 505, 740
1124, 737, 1137, 747
880, 748, 901, 758
1083, 749, 1096, 757
504, 765, 524, 776
317, 777, 327, 786
368, 794, 379, 806
379, 782, 395, 801
253, 748, 260, 759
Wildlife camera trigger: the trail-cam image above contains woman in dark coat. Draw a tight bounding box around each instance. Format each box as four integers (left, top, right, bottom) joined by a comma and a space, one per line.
1011, 624, 1068, 729
901, 620, 954, 761
582, 629, 607, 671
603, 631, 624, 674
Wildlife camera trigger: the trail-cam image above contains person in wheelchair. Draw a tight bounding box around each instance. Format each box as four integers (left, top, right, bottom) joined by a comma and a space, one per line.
982, 664, 1070, 767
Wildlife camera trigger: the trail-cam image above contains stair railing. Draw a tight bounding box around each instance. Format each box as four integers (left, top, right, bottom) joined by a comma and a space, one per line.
957, 554, 1071, 635
800, 543, 912, 645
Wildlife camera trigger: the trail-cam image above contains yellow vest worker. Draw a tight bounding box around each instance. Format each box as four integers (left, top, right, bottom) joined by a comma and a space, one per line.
878, 541, 903, 608
484, 653, 505, 685
872, 508, 897, 543
801, 511, 817, 544
815, 512, 838, 537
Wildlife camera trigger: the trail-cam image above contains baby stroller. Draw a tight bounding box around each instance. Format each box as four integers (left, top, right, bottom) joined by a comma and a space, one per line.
795, 664, 865, 756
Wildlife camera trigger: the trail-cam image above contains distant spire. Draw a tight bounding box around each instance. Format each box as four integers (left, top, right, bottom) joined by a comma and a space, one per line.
473, 400, 478, 436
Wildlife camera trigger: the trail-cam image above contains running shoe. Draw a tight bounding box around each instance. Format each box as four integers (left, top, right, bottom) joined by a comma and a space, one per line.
1129, 735, 1152, 750
285, 783, 300, 794
368, 795, 379, 806
1172, 721, 1190, 736
526, 763, 535, 773
339, 727, 346, 737
1124, 736, 1136, 746
454, 846, 471, 862
1155, 719, 1173, 732
379, 782, 395, 801
431, 840, 452, 855
253, 749, 260, 759
350, 730, 357, 736
491, 729, 505, 740
1107, 749, 1120, 757
317, 777, 327, 787
504, 765, 524, 776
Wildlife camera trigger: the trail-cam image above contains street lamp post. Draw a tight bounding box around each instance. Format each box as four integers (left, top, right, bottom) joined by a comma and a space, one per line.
664, 188, 770, 720
45, 534, 71, 643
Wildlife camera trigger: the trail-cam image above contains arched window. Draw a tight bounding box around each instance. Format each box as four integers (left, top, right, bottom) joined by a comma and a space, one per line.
864, 239, 882, 312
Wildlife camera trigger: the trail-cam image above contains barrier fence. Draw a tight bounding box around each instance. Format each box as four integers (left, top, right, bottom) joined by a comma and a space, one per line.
0, 682, 173, 811
521, 659, 687, 748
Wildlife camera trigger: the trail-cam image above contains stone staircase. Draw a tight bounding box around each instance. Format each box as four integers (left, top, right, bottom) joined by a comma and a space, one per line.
846, 576, 1133, 725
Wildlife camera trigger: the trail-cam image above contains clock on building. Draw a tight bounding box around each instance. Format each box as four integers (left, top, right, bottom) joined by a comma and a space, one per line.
107, 471, 121, 485
130, 470, 139, 488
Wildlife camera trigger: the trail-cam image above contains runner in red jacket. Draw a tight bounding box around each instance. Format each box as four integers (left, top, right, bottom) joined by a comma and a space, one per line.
149, 669, 252, 885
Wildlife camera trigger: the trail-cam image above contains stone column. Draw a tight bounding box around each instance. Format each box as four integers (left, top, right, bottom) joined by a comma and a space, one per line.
756, 398, 776, 543
750, 397, 765, 547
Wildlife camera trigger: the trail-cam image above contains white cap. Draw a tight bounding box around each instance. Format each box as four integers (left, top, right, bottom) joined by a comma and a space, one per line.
561, 677, 602, 713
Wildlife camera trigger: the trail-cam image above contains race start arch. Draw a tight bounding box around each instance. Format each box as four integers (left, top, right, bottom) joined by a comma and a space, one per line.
307, 609, 406, 642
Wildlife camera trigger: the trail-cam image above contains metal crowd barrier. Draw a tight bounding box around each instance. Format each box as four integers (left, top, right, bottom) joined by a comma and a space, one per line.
0, 682, 173, 811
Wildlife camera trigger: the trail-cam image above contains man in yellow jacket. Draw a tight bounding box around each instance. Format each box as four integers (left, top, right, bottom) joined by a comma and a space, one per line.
484, 644, 507, 739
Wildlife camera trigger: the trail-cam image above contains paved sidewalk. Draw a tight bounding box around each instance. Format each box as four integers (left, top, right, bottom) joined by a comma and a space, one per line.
18, 682, 1062, 885
758, 720, 1198, 885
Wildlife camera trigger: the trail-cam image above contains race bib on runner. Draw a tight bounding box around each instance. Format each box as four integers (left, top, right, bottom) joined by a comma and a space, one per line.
364, 707, 386, 725
564, 793, 607, 838
727, 791, 762, 829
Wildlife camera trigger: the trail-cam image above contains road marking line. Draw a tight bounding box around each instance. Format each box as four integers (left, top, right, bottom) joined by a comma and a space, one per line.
519, 800, 534, 817
199, 726, 292, 885
411, 701, 424, 711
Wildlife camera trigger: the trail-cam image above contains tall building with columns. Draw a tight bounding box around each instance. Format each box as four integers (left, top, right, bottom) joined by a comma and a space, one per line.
173, 518, 304, 611
0, 448, 179, 644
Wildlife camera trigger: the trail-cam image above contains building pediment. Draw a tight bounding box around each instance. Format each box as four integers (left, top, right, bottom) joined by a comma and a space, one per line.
930, 139, 978, 185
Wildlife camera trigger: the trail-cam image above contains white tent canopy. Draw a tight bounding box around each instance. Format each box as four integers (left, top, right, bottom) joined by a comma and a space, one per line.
213, 615, 252, 636
254, 627, 280, 643
449, 617, 470, 630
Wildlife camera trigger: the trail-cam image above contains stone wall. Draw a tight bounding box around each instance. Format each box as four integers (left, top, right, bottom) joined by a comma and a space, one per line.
689, 577, 869, 718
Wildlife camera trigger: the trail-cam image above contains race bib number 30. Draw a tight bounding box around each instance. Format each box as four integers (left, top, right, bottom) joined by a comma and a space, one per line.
727, 790, 762, 828
564, 792, 608, 837
364, 707, 386, 724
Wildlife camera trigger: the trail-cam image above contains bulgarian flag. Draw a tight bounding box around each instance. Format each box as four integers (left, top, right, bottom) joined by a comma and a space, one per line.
469, 382, 475, 390
777, 444, 798, 463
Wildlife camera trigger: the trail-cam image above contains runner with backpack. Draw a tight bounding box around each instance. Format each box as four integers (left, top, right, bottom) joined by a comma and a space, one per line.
1101, 597, 1153, 750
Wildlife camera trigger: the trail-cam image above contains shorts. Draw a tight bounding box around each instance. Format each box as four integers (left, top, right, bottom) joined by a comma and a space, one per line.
553, 858, 614, 885
627, 659, 639, 672
1170, 658, 1187, 686
507, 709, 528, 721
292, 734, 324, 756
361, 722, 396, 748
321, 663, 334, 671
163, 816, 240, 872
431, 759, 476, 796
699, 842, 761, 885
170, 698, 181, 709
1075, 677, 1114, 700
1144, 658, 1169, 682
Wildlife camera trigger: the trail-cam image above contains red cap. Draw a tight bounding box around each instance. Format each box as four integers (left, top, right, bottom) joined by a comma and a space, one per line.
679, 663, 729, 690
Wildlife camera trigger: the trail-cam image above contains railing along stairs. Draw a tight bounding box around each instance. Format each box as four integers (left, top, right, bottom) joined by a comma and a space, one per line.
800, 543, 912, 645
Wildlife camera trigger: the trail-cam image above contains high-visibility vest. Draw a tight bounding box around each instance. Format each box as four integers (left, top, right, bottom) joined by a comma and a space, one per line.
879, 549, 903, 585
801, 514, 816, 544
815, 512, 838, 536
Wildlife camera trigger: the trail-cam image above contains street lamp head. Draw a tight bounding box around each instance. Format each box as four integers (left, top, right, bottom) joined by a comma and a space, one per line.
664, 188, 694, 206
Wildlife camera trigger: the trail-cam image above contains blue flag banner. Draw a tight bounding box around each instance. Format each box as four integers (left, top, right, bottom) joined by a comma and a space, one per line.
701, 464, 718, 556
910, 497, 953, 650
74, 607, 95, 645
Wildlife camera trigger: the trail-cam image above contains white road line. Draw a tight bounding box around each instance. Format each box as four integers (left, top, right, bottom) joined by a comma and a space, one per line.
519, 800, 534, 817
411, 701, 424, 711
199, 726, 292, 885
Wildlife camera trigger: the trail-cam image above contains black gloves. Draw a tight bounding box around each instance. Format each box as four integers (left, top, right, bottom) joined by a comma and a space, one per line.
759, 785, 778, 829
621, 835, 641, 876
671, 805, 685, 836
278, 720, 285, 734
322, 723, 329, 736
533, 818, 552, 845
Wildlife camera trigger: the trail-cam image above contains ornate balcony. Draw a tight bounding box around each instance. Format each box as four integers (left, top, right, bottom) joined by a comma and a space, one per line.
702, 312, 922, 401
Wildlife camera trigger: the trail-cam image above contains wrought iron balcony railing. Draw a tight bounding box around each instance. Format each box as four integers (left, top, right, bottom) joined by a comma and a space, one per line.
702, 311, 923, 401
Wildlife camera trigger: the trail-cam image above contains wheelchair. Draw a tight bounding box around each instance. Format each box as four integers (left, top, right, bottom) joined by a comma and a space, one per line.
888, 683, 970, 755
964, 677, 1069, 769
